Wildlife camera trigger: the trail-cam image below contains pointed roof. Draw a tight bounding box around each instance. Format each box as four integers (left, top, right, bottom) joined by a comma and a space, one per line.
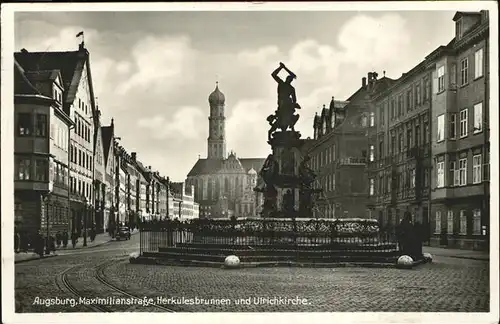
101, 125, 114, 166
14, 47, 96, 116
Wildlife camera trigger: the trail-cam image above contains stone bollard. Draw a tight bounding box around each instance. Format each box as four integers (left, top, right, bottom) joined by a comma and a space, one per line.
397, 255, 414, 269
129, 252, 140, 264
224, 255, 240, 269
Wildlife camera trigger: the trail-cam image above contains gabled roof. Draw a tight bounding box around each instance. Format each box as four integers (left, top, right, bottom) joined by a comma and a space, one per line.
101, 125, 114, 166
14, 46, 96, 116
14, 59, 41, 96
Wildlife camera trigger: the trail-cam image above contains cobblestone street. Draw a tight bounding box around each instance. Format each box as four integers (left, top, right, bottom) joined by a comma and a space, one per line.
15, 234, 490, 313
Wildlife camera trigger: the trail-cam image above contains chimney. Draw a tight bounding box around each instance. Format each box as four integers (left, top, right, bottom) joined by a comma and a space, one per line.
78, 42, 85, 51
20, 48, 28, 53
131, 152, 136, 161
362, 77, 367, 88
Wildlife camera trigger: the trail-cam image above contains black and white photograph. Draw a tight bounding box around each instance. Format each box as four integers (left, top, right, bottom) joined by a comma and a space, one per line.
1, 2, 498, 323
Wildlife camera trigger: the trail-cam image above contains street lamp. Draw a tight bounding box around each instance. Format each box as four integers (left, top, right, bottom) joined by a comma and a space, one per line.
83, 196, 88, 247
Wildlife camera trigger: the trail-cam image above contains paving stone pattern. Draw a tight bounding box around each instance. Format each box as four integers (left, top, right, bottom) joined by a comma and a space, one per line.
15, 235, 489, 313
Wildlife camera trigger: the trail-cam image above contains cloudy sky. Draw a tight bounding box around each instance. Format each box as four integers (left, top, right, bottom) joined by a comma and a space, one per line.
15, 9, 457, 181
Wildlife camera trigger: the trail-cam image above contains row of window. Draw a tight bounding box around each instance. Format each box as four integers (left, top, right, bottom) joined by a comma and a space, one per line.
69, 176, 92, 200
70, 144, 93, 171
435, 209, 482, 235
18, 113, 47, 137
436, 102, 484, 142
369, 168, 426, 196
311, 144, 336, 171
75, 114, 92, 143
386, 78, 431, 122
437, 47, 484, 93
370, 120, 430, 162
50, 122, 69, 151
78, 98, 90, 116
435, 153, 488, 188
15, 157, 48, 181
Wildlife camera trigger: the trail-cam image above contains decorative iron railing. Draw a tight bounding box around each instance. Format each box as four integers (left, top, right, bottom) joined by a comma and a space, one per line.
139, 218, 404, 255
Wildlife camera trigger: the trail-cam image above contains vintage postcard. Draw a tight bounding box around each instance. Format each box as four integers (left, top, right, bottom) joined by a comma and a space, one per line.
1, 2, 498, 324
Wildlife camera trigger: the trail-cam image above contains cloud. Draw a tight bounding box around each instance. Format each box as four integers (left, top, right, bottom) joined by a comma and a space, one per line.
137, 106, 204, 140
116, 35, 196, 95
15, 12, 425, 182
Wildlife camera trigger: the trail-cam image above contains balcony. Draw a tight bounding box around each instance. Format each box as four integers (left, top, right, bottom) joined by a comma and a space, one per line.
338, 157, 366, 166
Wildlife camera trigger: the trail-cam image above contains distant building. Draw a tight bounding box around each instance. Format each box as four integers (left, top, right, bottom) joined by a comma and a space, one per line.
14, 58, 74, 235
309, 74, 393, 219
169, 182, 199, 220
186, 84, 265, 218
101, 120, 116, 233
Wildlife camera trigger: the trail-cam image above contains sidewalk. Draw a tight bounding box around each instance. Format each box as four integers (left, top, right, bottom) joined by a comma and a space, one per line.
423, 246, 489, 261
14, 230, 139, 264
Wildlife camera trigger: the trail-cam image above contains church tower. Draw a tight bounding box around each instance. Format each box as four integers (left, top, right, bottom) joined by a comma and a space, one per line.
207, 82, 226, 159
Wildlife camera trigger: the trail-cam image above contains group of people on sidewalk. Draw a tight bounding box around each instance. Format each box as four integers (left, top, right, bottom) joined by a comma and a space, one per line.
14, 226, 99, 257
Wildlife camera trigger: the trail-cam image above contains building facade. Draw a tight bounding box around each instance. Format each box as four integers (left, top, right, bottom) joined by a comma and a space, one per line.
367, 65, 433, 233
310, 76, 384, 219
101, 120, 116, 233
15, 42, 98, 236
186, 84, 265, 218
429, 11, 490, 250
14, 59, 74, 236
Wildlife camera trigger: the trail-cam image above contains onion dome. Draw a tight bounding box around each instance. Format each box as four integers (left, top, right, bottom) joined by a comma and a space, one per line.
208, 82, 225, 105
247, 167, 257, 175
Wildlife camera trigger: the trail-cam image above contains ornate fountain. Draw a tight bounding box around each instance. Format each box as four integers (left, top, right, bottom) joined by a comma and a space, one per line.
254, 63, 322, 218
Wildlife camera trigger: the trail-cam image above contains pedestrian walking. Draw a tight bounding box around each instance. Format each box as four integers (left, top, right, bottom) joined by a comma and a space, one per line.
55, 232, 62, 248
71, 231, 78, 248
34, 231, 45, 257
90, 226, 96, 242
62, 231, 69, 248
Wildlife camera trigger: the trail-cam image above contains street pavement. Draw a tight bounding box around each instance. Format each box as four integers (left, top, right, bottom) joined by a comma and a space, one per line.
423, 246, 489, 261
14, 230, 139, 263
14, 234, 490, 313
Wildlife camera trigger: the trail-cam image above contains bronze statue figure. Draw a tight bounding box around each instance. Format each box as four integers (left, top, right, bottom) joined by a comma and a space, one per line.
298, 155, 316, 188
268, 62, 301, 139
255, 154, 279, 192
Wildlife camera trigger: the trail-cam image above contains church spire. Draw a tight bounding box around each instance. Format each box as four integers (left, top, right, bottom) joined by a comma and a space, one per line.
207, 81, 226, 160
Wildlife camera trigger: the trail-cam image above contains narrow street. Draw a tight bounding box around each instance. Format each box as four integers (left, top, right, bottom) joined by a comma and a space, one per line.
15, 234, 489, 312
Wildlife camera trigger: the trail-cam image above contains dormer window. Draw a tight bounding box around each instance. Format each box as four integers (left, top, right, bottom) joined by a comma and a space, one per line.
331, 114, 336, 129
53, 86, 62, 104
322, 121, 327, 134
456, 18, 463, 40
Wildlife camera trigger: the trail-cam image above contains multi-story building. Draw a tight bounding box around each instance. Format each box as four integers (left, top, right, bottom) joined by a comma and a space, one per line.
13, 58, 74, 236
15, 42, 98, 236
367, 64, 433, 232
92, 109, 106, 232
429, 11, 490, 250
167, 182, 199, 220
186, 84, 265, 218
310, 74, 394, 219
101, 120, 116, 232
